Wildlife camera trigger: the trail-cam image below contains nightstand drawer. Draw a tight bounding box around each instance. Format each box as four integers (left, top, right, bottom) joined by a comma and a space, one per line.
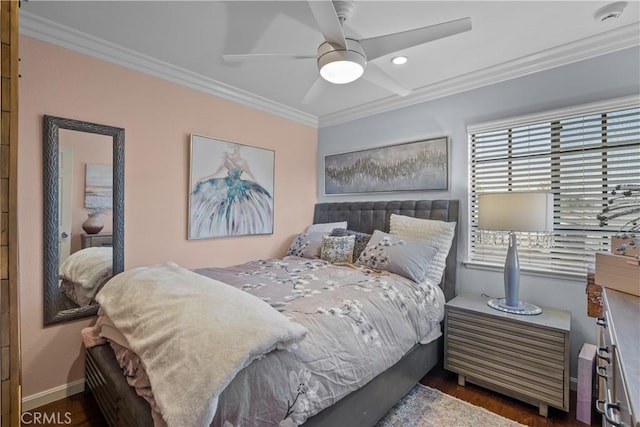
81, 233, 113, 248
447, 335, 565, 376
447, 355, 565, 408
447, 313, 566, 359
448, 309, 566, 345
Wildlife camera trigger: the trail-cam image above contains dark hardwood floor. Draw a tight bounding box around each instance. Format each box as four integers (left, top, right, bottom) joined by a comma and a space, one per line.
26, 366, 600, 426
420, 365, 601, 427
23, 392, 107, 427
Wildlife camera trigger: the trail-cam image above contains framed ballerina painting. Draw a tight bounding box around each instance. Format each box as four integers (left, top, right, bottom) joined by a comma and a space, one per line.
188, 134, 275, 239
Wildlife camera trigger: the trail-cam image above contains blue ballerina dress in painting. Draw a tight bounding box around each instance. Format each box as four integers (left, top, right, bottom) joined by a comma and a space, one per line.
190, 165, 273, 238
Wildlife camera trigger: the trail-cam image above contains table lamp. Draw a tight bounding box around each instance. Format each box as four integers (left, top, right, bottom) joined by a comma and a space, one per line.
478, 192, 554, 315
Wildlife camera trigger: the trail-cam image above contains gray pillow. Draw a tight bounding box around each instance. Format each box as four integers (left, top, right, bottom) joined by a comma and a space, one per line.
331, 228, 372, 260
286, 232, 327, 259
355, 230, 438, 283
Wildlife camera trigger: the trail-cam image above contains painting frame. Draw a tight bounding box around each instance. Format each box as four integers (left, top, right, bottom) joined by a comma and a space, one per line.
324, 136, 449, 195
188, 134, 275, 240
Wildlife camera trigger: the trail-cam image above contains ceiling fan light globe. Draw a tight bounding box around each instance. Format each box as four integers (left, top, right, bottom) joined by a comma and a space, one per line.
320, 60, 364, 84
317, 41, 366, 84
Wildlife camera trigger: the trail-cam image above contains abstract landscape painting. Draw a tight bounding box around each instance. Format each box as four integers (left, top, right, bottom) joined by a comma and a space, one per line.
325, 137, 448, 194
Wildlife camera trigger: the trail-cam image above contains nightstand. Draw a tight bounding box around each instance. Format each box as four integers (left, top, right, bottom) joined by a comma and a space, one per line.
81, 232, 113, 249
444, 293, 571, 417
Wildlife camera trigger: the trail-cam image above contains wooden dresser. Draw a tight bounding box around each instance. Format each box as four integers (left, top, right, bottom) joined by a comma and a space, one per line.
444, 294, 571, 416
81, 232, 113, 248
596, 288, 639, 427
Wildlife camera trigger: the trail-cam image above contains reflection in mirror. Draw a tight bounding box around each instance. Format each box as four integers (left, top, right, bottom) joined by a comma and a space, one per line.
59, 130, 114, 267
44, 116, 124, 325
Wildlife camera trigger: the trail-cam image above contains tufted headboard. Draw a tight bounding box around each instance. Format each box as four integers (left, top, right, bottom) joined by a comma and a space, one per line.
313, 200, 459, 301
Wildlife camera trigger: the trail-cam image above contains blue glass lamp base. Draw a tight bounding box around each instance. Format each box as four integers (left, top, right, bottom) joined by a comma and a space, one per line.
487, 298, 542, 315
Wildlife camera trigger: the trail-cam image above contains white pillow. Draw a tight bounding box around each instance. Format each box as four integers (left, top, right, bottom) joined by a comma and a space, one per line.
305, 221, 347, 233
389, 214, 456, 285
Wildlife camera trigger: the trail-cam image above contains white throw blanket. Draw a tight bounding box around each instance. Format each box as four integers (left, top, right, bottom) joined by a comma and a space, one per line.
96, 262, 308, 427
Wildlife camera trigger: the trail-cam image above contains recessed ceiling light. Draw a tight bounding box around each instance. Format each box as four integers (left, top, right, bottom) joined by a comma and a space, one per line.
391, 56, 408, 65
594, 1, 627, 22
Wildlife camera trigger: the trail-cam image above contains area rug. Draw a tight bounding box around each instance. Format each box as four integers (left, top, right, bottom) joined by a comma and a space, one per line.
376, 384, 526, 427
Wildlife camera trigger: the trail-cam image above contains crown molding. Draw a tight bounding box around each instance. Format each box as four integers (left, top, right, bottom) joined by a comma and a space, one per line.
319, 23, 640, 128
19, 11, 639, 130
19, 11, 318, 128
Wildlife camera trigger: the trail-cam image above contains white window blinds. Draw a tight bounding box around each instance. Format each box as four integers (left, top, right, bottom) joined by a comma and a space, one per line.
468, 100, 640, 275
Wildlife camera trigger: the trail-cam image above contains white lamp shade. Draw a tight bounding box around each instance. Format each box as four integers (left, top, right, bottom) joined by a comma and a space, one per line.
478, 192, 553, 232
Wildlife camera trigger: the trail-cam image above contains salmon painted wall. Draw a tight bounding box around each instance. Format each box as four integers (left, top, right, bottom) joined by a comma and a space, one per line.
18, 36, 317, 398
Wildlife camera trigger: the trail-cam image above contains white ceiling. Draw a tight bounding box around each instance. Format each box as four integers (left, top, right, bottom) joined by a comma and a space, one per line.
19, 1, 640, 127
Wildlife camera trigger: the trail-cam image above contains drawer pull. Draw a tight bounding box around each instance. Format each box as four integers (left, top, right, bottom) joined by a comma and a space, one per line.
596, 365, 609, 380
596, 316, 607, 328
596, 399, 606, 415
604, 401, 626, 427
597, 346, 610, 364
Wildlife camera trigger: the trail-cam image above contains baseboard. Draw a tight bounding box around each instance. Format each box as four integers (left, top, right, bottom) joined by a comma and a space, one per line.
22, 379, 85, 412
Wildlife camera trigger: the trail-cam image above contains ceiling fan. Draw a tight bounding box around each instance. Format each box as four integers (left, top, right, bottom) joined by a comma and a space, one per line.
223, 1, 472, 104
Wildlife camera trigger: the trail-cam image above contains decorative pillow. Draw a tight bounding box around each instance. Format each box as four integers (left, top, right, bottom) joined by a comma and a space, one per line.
286, 232, 327, 259
305, 221, 347, 233
355, 230, 438, 283
389, 214, 456, 284
330, 228, 372, 260
321, 235, 356, 263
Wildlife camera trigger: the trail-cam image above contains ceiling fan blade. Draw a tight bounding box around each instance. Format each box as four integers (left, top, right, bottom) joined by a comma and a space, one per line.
362, 63, 411, 97
302, 77, 325, 105
308, 0, 347, 48
223, 54, 316, 62
360, 17, 472, 61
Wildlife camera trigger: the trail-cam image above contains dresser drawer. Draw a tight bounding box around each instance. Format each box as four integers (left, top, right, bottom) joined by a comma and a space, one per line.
614, 361, 634, 427
596, 289, 639, 427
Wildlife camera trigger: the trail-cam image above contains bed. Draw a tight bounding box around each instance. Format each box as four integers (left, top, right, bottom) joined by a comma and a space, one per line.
84, 199, 459, 427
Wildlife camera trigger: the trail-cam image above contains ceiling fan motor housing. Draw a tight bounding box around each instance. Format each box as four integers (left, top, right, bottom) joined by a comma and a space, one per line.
317, 39, 367, 84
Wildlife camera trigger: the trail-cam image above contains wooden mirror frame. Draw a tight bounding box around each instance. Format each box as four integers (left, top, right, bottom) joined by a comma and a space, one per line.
43, 115, 125, 325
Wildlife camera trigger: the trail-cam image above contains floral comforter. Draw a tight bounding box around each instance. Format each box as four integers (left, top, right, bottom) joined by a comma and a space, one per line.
192, 256, 445, 427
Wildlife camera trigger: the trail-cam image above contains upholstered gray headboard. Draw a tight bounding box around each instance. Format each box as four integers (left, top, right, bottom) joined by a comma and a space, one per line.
313, 200, 459, 301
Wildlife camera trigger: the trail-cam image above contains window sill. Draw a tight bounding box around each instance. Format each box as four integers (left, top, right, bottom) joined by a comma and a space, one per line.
462, 261, 586, 282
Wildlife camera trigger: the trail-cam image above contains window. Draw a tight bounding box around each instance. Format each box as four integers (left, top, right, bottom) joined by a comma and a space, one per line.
468, 98, 640, 275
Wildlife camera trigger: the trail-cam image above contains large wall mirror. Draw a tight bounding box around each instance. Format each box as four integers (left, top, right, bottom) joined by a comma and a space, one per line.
43, 115, 124, 325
